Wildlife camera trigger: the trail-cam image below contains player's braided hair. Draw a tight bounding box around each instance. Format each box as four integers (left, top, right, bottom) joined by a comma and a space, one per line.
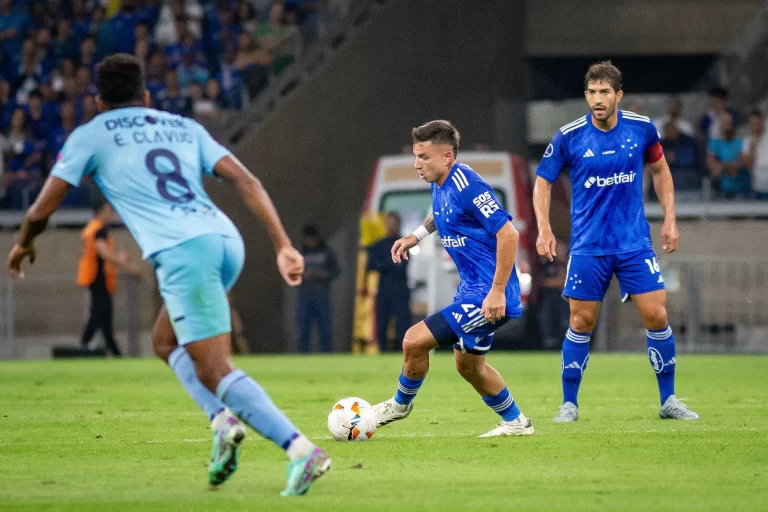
412, 120, 460, 158
584, 60, 622, 93
96, 53, 146, 107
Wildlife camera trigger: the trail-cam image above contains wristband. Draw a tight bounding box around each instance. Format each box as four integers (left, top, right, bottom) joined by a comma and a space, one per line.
412, 225, 430, 241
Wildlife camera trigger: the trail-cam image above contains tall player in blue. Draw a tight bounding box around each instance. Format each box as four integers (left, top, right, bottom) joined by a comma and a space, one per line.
6, 54, 331, 495
534, 61, 698, 422
373, 120, 534, 437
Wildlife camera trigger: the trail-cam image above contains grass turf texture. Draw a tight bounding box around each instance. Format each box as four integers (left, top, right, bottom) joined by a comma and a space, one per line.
0, 353, 766, 512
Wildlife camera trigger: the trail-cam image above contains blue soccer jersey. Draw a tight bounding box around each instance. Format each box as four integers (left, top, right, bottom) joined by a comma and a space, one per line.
51, 107, 240, 259
536, 110, 662, 256
431, 163, 523, 317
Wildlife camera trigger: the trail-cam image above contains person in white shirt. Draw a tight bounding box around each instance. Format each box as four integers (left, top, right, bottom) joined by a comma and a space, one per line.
741, 110, 768, 199
653, 98, 695, 137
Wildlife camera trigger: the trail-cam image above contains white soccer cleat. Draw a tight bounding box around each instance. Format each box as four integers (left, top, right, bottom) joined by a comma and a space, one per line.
373, 398, 413, 427
478, 413, 535, 438
659, 396, 699, 420
553, 402, 579, 423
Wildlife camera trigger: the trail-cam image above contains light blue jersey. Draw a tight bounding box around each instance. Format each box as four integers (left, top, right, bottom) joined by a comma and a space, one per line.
51, 107, 240, 259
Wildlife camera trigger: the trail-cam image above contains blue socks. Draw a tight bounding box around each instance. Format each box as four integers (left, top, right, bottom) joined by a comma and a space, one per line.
394, 370, 425, 406
216, 369, 300, 449
561, 328, 591, 407
647, 325, 676, 405
168, 346, 225, 420
482, 387, 521, 421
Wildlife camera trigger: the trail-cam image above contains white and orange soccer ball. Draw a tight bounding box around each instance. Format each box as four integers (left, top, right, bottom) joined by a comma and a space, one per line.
327, 397, 377, 441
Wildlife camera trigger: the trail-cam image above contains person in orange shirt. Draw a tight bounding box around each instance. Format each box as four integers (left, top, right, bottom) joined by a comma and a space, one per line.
78, 200, 141, 356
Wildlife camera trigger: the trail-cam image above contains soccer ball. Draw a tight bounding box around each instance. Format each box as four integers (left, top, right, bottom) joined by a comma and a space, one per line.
327, 397, 377, 441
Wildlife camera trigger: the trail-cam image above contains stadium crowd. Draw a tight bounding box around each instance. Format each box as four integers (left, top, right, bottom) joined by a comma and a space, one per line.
0, 0, 315, 210
1, 0, 767, 210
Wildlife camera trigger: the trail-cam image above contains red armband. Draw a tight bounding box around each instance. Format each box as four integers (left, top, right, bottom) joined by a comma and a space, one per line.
645, 142, 664, 163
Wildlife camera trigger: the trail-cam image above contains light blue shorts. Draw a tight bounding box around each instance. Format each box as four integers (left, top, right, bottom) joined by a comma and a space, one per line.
151, 233, 245, 345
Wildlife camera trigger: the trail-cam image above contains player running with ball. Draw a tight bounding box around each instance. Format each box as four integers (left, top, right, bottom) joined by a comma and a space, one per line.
373, 120, 534, 438
533, 61, 698, 422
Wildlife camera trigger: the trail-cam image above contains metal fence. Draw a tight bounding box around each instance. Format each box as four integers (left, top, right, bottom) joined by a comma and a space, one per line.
0, 274, 143, 360
594, 256, 768, 353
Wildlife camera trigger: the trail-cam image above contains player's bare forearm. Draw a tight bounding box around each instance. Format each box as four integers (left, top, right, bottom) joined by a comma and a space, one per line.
215, 155, 291, 252
649, 156, 676, 222
492, 222, 519, 291
533, 177, 557, 260
423, 214, 436, 234
18, 177, 72, 248
533, 177, 553, 233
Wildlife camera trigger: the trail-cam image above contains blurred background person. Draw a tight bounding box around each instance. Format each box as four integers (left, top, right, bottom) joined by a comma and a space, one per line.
367, 212, 411, 352
77, 198, 141, 356
538, 239, 569, 350
296, 224, 339, 353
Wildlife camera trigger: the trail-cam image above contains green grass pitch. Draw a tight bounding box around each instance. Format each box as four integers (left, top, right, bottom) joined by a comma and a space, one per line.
0, 353, 766, 511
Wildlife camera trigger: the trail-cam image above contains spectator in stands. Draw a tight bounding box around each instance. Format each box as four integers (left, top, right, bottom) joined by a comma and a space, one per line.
135, 21, 151, 45
657, 121, 704, 203
0, 79, 13, 129
75, 66, 96, 96
217, 48, 243, 109
238, 1, 258, 36
707, 113, 751, 199
52, 19, 79, 64
110, 0, 142, 54
25, 89, 48, 143
156, 69, 192, 116
367, 213, 412, 352
39, 81, 59, 125
90, 5, 107, 52
287, 0, 321, 46
12, 37, 43, 105
134, 38, 152, 63
145, 52, 167, 98
297, 224, 340, 353
741, 110, 768, 199
163, 16, 191, 68
34, 27, 56, 77
81, 94, 97, 124
1, 107, 43, 210
71, 0, 93, 42
176, 48, 209, 89
205, 77, 227, 109
255, 1, 301, 76
204, 5, 239, 67
700, 87, 738, 142
48, 99, 75, 163
189, 80, 218, 119
79, 37, 98, 75
234, 31, 272, 98
234, 31, 272, 71
653, 98, 695, 138
0, 0, 31, 61
155, 0, 202, 44
62, 77, 81, 115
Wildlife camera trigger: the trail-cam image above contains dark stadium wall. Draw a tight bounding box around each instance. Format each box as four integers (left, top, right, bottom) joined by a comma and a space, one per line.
207, 0, 528, 352
525, 0, 763, 56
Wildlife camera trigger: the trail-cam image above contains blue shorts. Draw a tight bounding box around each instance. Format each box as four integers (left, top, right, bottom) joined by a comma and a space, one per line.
424, 298, 519, 355
151, 233, 245, 345
563, 248, 665, 303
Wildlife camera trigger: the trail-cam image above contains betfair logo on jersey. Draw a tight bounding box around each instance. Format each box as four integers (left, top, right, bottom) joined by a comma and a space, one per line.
472, 191, 500, 218
583, 172, 637, 189
441, 236, 467, 248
